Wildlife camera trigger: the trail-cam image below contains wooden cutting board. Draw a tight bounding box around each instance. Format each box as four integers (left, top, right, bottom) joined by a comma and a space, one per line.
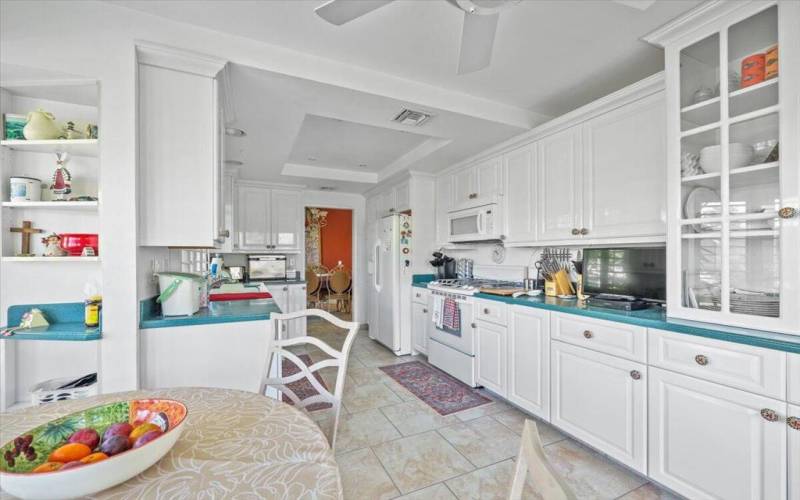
479, 287, 526, 296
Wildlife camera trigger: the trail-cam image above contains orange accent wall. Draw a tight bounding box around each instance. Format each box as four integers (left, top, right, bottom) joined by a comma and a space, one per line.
319, 209, 352, 270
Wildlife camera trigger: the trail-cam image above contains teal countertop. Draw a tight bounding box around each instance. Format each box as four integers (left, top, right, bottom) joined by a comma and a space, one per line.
2, 302, 101, 341
140, 296, 281, 329
413, 279, 800, 354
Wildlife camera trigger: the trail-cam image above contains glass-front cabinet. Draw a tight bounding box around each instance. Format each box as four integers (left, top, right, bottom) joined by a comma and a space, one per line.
649, 1, 799, 334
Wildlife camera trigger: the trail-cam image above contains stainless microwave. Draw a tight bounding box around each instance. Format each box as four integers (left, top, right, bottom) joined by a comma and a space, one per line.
248, 255, 287, 281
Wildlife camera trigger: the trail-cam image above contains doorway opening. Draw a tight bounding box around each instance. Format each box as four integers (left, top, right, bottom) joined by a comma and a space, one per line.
305, 207, 353, 321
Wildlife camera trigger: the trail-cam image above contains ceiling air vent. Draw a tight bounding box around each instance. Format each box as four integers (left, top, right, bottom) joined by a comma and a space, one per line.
393, 108, 432, 127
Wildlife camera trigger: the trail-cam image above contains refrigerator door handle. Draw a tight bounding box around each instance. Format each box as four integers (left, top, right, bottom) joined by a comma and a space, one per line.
374, 242, 382, 292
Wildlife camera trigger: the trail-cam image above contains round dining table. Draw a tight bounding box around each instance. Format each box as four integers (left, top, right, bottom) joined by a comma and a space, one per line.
0, 387, 342, 499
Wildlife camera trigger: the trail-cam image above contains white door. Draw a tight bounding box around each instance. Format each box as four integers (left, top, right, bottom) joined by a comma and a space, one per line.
582, 92, 666, 239
452, 166, 475, 207
551, 340, 647, 473
236, 185, 270, 251
789, 404, 800, 500
649, 367, 787, 500
270, 189, 300, 252
537, 127, 582, 241
476, 320, 507, 397
412, 301, 428, 355
508, 306, 550, 419
394, 181, 410, 213
503, 144, 537, 243
289, 284, 307, 339
436, 176, 454, 245
475, 156, 502, 202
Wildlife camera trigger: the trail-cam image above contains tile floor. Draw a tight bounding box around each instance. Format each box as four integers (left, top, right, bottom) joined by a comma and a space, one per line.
293, 317, 683, 500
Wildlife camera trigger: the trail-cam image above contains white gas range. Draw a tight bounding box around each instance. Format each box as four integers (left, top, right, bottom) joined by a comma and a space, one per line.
425, 276, 523, 387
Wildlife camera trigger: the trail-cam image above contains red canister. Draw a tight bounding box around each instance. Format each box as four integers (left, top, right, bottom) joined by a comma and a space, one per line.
741, 53, 765, 88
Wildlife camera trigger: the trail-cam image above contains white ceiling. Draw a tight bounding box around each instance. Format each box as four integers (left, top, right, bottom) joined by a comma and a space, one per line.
110, 0, 700, 116
288, 114, 430, 173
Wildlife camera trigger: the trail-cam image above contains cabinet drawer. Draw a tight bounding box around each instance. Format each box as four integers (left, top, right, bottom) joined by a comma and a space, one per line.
550, 313, 646, 362
648, 329, 786, 400
475, 299, 507, 326
412, 288, 430, 305
787, 353, 799, 405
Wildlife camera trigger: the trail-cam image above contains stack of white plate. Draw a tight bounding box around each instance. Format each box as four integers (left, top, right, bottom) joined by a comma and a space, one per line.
699, 143, 754, 173
730, 290, 779, 317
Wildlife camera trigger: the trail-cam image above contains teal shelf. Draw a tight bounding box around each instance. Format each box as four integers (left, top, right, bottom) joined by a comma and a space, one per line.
2, 302, 101, 341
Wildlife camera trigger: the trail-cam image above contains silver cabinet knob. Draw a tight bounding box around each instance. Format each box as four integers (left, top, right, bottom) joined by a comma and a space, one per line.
483, 308, 490, 314
283, 286, 288, 291
218, 229, 230, 238
471, 322, 477, 329
630, 370, 641, 380
695, 354, 709, 366
583, 330, 593, 339
788, 417, 800, 430
760, 408, 780, 422
571, 228, 580, 235
580, 228, 589, 235
423, 308, 428, 313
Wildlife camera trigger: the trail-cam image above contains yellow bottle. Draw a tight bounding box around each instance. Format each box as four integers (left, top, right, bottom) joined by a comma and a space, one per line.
85, 295, 102, 327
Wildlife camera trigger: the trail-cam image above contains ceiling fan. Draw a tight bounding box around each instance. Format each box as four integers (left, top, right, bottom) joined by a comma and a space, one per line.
314, 0, 521, 74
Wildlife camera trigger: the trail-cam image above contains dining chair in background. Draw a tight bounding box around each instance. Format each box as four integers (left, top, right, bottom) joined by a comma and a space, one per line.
306, 269, 322, 308
508, 419, 576, 500
327, 268, 352, 313
260, 309, 359, 450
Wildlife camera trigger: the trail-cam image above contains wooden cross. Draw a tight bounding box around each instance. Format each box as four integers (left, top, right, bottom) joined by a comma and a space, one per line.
10, 220, 43, 256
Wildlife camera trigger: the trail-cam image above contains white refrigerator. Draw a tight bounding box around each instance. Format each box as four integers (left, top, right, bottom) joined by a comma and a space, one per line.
368, 213, 412, 354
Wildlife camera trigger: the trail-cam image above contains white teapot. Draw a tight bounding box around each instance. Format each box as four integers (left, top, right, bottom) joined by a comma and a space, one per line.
23, 109, 61, 140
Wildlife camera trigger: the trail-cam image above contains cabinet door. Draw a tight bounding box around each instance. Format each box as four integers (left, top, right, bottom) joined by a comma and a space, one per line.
267, 285, 289, 314
236, 185, 270, 250
366, 195, 378, 224
537, 127, 582, 241
551, 341, 647, 473
436, 176, 454, 244
476, 321, 507, 397
289, 285, 307, 339
649, 368, 787, 500
508, 306, 550, 419
138, 63, 218, 246
475, 156, 502, 201
582, 92, 666, 239
452, 166, 475, 207
790, 404, 800, 500
394, 181, 410, 213
412, 301, 428, 355
378, 189, 395, 216
270, 189, 300, 251
503, 144, 537, 243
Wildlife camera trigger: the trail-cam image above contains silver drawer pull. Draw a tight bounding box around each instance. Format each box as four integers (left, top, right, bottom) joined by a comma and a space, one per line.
483, 308, 490, 315
760, 408, 780, 422
630, 370, 641, 380
694, 354, 709, 366
471, 322, 477, 329
583, 330, 593, 339
788, 417, 800, 430
423, 309, 428, 313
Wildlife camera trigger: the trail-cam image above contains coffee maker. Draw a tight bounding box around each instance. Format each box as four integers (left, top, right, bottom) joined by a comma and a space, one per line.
429, 252, 457, 280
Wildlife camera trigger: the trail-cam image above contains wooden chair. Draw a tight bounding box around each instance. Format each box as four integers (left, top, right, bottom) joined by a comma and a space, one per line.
509, 420, 576, 500
260, 309, 359, 450
327, 268, 352, 313
306, 269, 322, 308
311, 264, 331, 310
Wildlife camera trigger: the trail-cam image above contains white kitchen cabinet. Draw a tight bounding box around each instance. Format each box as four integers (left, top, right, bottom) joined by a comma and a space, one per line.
411, 300, 429, 355
266, 284, 288, 313
435, 175, 453, 244
394, 181, 410, 213
377, 189, 395, 217
288, 284, 307, 339
789, 404, 800, 500
270, 189, 301, 252
551, 340, 647, 473
789, 354, 800, 405
507, 306, 550, 420
581, 92, 666, 239
236, 185, 270, 251
451, 156, 502, 209
137, 49, 226, 247
537, 127, 583, 241
366, 195, 378, 224
452, 166, 475, 208
648, 367, 787, 500
476, 320, 507, 397
503, 143, 537, 243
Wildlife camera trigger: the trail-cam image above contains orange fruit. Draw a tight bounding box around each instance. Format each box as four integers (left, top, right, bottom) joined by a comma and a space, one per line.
80, 452, 108, 464
33, 461, 63, 473
128, 423, 160, 445
47, 443, 92, 463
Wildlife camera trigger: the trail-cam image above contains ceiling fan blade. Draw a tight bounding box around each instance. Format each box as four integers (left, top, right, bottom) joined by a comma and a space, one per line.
315, 0, 394, 25
457, 11, 499, 74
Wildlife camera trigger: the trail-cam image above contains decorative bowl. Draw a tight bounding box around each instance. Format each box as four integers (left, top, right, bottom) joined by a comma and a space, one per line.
58, 233, 99, 256
699, 143, 754, 173
0, 399, 187, 500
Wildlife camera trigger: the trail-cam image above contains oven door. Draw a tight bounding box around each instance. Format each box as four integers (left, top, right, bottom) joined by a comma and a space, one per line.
429, 293, 475, 356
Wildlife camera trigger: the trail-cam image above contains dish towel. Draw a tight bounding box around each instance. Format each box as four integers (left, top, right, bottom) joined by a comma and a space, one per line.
442, 298, 461, 334
432, 295, 445, 329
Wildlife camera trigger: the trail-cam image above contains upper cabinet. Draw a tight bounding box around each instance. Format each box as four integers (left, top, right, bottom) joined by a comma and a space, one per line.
234, 184, 301, 253
537, 126, 584, 242
435, 175, 453, 245
645, 1, 800, 333
451, 156, 503, 210
369, 180, 411, 221
137, 44, 228, 247
503, 144, 537, 243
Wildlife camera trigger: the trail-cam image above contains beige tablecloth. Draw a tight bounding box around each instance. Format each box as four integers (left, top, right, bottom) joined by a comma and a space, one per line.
0, 387, 342, 499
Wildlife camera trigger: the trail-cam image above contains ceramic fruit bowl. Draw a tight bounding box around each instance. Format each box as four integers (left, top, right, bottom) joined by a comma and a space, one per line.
0, 399, 187, 500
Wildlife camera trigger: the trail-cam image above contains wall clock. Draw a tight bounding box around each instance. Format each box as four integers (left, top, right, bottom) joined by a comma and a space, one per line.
491, 243, 506, 264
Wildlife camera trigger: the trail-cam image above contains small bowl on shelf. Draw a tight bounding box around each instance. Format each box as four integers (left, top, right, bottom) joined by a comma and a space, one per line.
752, 140, 778, 164
699, 143, 754, 173
58, 233, 99, 256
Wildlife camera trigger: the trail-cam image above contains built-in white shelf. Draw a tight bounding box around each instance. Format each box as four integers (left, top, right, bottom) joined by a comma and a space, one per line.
0, 139, 98, 157
1, 256, 100, 263
729, 78, 778, 116
681, 161, 779, 189
681, 97, 720, 127
2, 201, 98, 210
681, 229, 778, 240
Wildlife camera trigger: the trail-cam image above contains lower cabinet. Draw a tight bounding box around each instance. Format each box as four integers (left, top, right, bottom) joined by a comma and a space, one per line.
476, 320, 507, 397
507, 306, 550, 420
551, 340, 647, 474
411, 300, 429, 355
648, 367, 787, 500
266, 284, 306, 339
790, 404, 800, 500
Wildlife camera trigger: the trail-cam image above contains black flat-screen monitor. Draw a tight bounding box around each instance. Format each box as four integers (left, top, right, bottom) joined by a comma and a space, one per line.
583, 247, 666, 302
